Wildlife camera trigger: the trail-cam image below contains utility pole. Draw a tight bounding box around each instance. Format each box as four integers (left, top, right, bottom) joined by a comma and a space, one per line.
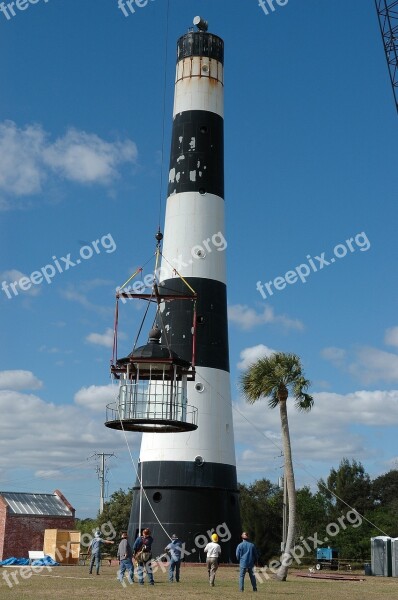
94, 452, 115, 514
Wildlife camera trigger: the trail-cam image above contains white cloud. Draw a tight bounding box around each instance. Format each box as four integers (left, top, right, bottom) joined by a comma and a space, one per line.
228, 304, 304, 332
313, 389, 398, 427
349, 347, 398, 383
0, 121, 138, 209
233, 389, 398, 482
385, 327, 398, 348
60, 284, 111, 316
0, 121, 46, 197
237, 344, 276, 370
0, 270, 41, 297
39, 345, 60, 354
0, 370, 43, 391
86, 328, 115, 348
74, 384, 117, 412
0, 388, 136, 473
321, 346, 346, 367
35, 469, 63, 479
322, 341, 398, 385
43, 129, 137, 185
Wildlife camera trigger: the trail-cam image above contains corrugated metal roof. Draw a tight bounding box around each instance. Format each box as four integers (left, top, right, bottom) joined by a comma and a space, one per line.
0, 492, 72, 516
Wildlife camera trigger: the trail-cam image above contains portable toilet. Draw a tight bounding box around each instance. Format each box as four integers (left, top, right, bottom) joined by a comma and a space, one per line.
391, 538, 398, 577
371, 536, 392, 577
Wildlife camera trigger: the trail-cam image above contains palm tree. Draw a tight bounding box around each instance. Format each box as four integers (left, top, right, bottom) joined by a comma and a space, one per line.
240, 352, 313, 581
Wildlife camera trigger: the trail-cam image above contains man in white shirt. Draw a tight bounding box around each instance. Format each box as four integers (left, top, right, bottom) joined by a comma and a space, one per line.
204, 533, 221, 587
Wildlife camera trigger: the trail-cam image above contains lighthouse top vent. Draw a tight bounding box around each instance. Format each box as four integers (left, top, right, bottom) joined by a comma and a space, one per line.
193, 16, 208, 32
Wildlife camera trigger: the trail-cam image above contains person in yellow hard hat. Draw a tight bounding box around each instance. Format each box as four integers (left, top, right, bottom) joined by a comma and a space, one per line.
204, 533, 221, 587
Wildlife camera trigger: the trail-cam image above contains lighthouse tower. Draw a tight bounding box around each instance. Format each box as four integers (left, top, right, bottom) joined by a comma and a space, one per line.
129, 17, 241, 561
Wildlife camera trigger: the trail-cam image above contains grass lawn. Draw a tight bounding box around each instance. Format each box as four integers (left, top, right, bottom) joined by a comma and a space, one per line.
0, 564, 396, 599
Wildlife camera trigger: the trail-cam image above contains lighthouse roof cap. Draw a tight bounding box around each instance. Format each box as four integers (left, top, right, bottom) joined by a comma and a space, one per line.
117, 323, 190, 366
117, 341, 190, 367
128, 342, 185, 363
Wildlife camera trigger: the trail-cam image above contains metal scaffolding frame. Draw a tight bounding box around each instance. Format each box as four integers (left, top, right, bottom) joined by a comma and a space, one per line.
375, 0, 398, 113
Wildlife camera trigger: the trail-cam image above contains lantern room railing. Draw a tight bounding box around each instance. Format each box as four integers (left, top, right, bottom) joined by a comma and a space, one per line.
105, 382, 198, 433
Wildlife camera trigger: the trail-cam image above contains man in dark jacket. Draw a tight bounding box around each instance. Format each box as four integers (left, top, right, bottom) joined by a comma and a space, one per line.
133, 528, 154, 585
117, 532, 134, 584
236, 532, 259, 592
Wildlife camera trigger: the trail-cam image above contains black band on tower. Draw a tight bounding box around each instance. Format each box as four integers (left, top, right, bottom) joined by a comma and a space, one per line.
158, 277, 229, 372
177, 32, 224, 64
168, 111, 224, 198
129, 463, 240, 564
133, 461, 238, 490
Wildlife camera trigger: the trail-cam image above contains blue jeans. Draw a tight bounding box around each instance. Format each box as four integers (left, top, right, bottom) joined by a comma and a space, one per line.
137, 560, 154, 584
239, 566, 257, 591
89, 553, 100, 574
119, 558, 134, 583
169, 559, 181, 582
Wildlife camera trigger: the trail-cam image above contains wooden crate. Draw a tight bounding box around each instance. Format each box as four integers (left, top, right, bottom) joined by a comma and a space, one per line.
44, 529, 81, 564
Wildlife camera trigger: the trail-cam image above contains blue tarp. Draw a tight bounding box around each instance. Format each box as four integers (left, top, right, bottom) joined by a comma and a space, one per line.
0, 555, 60, 566
0, 557, 29, 566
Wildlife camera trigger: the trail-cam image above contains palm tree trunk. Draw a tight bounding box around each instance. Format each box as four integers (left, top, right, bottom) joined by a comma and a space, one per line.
276, 396, 296, 581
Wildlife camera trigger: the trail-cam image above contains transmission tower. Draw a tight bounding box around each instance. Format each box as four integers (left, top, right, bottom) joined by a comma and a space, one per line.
375, 0, 398, 114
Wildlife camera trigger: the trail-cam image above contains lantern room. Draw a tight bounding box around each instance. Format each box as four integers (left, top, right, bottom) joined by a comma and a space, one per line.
106, 325, 198, 433
105, 232, 198, 433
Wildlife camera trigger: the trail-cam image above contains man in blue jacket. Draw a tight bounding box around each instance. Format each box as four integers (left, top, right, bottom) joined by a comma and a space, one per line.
88, 531, 115, 575
236, 532, 259, 592
164, 534, 183, 583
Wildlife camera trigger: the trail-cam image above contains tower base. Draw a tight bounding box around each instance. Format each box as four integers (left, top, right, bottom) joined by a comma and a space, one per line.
128, 460, 241, 563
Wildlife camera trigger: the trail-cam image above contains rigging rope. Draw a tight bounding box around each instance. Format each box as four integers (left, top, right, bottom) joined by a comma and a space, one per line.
160, 251, 196, 295
115, 397, 173, 544
157, 0, 171, 229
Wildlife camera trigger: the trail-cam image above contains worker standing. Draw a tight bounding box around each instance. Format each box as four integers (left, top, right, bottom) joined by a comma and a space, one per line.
236, 532, 259, 592
88, 530, 115, 575
204, 533, 221, 587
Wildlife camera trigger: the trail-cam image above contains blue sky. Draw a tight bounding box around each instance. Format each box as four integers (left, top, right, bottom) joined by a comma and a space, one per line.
0, 0, 397, 519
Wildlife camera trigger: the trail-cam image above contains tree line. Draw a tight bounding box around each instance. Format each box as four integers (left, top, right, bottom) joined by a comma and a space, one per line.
240, 459, 398, 565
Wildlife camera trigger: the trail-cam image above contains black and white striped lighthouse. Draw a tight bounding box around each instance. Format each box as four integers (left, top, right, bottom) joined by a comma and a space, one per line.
129, 17, 241, 561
